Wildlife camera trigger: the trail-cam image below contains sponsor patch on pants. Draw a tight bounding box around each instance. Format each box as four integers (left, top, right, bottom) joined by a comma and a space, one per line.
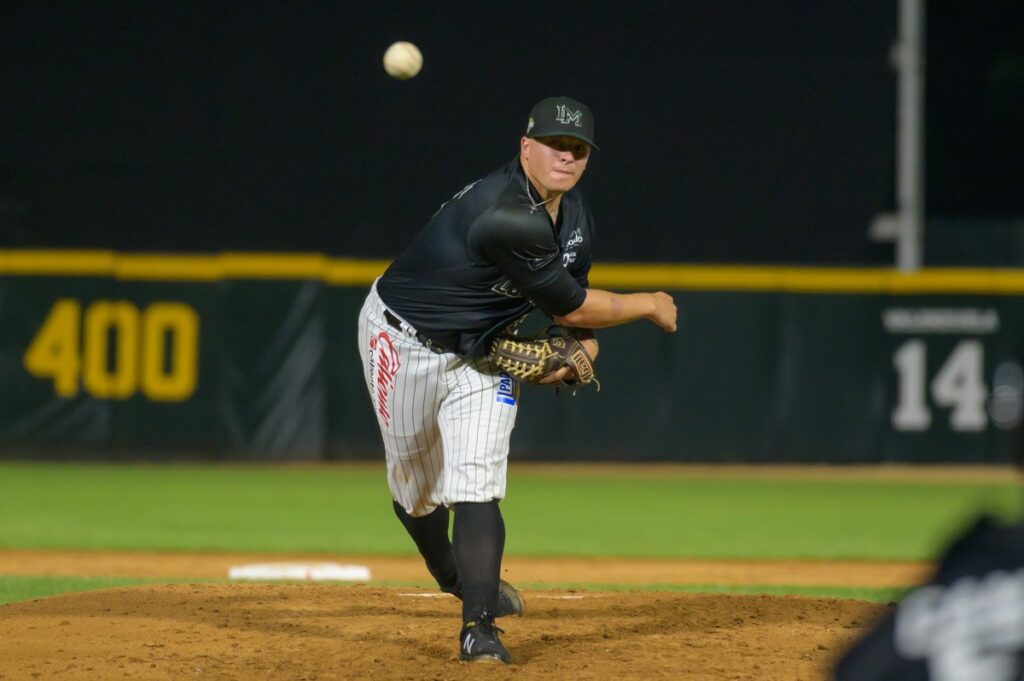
369, 331, 401, 426
496, 372, 516, 406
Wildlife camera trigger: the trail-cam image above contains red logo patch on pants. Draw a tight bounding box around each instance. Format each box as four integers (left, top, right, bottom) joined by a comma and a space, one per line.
369, 331, 401, 427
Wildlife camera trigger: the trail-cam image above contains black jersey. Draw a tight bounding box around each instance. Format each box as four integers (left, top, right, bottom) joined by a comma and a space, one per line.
835, 515, 1024, 681
376, 158, 593, 358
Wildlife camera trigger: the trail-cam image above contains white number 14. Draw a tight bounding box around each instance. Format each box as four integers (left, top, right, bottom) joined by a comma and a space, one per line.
892, 340, 988, 432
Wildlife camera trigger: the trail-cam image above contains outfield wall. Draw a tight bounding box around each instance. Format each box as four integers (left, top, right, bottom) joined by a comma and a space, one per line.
2, 251, 1023, 463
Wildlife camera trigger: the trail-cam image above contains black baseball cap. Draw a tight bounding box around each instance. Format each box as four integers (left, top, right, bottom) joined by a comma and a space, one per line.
525, 96, 599, 150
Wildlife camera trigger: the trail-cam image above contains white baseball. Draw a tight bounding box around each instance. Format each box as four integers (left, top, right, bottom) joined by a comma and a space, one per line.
383, 41, 423, 80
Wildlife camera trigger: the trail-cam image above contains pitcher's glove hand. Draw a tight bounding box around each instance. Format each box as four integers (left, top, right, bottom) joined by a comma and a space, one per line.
489, 327, 599, 392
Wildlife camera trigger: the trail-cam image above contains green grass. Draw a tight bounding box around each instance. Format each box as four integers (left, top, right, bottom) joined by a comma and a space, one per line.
0, 463, 400, 554
4, 458, 1014, 606
506, 471, 1022, 559
0, 462, 1019, 560
0, 575, 168, 605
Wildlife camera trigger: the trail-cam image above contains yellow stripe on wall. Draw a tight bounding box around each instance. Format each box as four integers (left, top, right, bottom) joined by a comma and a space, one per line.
588, 264, 1024, 294
115, 253, 223, 281
220, 252, 330, 279
324, 258, 393, 285
0, 250, 118, 276
2, 249, 1024, 294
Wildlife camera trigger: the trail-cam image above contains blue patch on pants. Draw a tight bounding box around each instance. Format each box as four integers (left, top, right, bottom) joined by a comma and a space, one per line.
496, 372, 516, 405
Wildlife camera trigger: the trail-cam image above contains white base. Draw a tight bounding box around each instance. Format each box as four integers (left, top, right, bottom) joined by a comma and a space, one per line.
228, 562, 371, 581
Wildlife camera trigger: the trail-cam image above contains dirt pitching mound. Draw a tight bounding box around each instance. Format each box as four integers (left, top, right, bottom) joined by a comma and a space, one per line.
0, 583, 885, 680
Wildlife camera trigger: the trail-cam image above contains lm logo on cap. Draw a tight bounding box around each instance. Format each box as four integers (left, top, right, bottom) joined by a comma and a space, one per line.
555, 104, 583, 127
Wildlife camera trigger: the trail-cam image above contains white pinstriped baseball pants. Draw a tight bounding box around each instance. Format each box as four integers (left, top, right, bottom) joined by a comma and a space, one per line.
358, 281, 520, 517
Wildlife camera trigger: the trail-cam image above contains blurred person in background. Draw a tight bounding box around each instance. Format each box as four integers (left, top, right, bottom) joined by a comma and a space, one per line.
834, 453, 1024, 679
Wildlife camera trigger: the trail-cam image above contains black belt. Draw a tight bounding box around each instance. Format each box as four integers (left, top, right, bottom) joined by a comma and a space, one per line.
383, 309, 446, 354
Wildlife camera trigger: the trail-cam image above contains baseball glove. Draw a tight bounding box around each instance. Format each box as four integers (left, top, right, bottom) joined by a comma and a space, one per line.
489, 327, 599, 392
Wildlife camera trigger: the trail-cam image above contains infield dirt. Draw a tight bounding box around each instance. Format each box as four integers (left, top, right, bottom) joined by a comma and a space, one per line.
0, 550, 911, 680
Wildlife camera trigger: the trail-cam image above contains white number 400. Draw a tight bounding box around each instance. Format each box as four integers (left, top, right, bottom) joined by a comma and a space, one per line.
892, 339, 987, 432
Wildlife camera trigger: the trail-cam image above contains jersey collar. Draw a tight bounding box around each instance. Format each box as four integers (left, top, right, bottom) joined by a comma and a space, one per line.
511, 158, 569, 230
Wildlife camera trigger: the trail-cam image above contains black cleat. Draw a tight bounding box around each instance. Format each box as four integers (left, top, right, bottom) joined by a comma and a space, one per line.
494, 579, 525, 618
446, 579, 525, 618
459, 613, 511, 664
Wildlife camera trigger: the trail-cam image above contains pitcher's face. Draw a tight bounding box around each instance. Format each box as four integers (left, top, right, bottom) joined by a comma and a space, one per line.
520, 135, 590, 197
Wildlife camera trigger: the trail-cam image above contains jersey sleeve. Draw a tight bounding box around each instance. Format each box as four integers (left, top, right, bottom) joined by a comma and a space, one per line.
471, 203, 586, 317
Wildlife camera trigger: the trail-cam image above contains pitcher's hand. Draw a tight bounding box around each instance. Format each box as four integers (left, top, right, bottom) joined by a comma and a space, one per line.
649, 292, 678, 332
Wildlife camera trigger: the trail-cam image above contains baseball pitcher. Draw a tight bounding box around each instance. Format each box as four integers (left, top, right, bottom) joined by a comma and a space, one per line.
357, 96, 677, 664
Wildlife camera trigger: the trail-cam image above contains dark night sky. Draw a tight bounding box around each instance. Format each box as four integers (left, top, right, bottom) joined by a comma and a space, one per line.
926, 2, 1024, 216
0, 2, 1020, 263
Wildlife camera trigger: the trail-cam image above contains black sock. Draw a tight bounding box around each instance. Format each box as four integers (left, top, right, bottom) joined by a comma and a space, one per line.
452, 500, 505, 623
392, 500, 460, 594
